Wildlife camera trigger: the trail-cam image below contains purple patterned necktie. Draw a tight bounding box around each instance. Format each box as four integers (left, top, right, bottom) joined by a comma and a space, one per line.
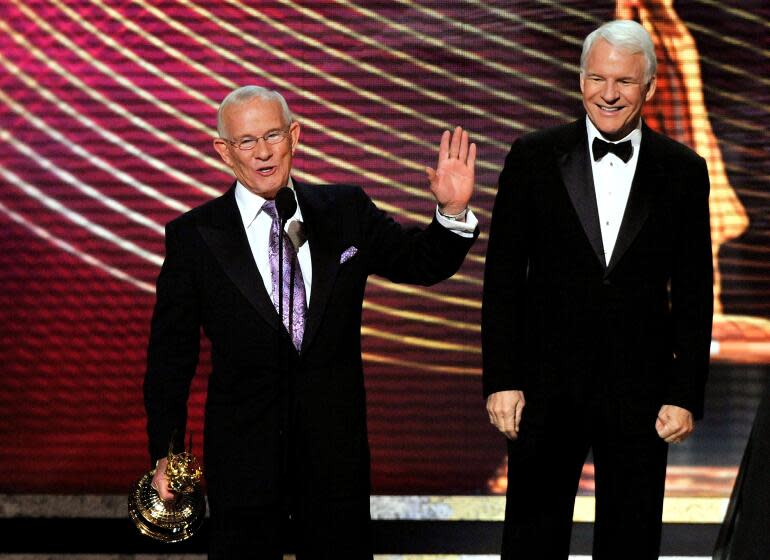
261, 200, 306, 351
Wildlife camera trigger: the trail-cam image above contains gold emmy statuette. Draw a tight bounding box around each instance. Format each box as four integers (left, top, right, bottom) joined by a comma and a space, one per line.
128, 442, 206, 543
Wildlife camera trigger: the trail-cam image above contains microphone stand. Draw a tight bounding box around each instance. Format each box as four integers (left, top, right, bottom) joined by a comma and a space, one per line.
278, 215, 284, 339
275, 187, 298, 338
274, 187, 298, 522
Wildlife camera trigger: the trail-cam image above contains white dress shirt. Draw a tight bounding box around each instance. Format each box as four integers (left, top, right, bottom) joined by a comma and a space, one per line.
235, 179, 312, 305
234, 180, 477, 303
586, 117, 642, 264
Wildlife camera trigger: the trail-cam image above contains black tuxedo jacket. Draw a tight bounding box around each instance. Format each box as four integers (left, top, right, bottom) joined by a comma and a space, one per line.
482, 119, 712, 432
144, 180, 477, 507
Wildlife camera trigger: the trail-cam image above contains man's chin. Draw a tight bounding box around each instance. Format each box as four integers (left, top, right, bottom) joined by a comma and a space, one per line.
591, 115, 640, 141
241, 179, 281, 199
596, 124, 631, 141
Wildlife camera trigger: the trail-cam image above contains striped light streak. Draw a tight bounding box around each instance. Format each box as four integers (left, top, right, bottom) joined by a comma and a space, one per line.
363, 352, 481, 376
222, 0, 561, 130
51, 0, 499, 264
2, 3, 485, 372
123, 0, 503, 168
0, 91, 176, 232
0, 200, 155, 294
58, 0, 503, 200
339, 0, 583, 99
86, 0, 501, 206
693, 0, 770, 28
363, 301, 481, 333
361, 326, 480, 354
274, 0, 580, 124
0, 161, 164, 267
0, 32, 224, 198
1, 1, 767, 499
170, 0, 509, 153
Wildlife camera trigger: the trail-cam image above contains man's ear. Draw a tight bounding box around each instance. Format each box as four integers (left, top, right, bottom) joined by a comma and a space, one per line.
644, 75, 657, 102
213, 139, 233, 167
289, 121, 301, 156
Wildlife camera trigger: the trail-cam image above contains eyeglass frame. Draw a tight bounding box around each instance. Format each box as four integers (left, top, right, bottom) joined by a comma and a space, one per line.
221, 127, 292, 151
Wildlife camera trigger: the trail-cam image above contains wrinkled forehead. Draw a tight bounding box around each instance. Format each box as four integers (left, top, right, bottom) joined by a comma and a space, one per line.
585, 39, 649, 75
221, 98, 287, 137
586, 41, 647, 72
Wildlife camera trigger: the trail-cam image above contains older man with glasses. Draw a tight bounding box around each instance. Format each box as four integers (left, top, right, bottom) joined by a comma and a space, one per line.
143, 85, 478, 559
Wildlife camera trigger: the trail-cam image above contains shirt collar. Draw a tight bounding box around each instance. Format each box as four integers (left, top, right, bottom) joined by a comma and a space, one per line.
586, 116, 643, 154
234, 178, 301, 229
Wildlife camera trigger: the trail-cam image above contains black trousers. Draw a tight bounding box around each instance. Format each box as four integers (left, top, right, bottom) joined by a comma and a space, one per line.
208, 496, 372, 560
501, 401, 668, 560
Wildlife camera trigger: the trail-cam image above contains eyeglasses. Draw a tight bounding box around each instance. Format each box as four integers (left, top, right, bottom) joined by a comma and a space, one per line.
224, 128, 290, 151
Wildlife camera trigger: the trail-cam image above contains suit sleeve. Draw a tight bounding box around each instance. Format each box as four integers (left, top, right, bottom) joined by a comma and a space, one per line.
667, 155, 713, 419
357, 187, 478, 285
482, 139, 531, 397
143, 221, 201, 464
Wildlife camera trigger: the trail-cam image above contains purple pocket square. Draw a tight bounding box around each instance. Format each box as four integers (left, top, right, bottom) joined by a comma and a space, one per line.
340, 246, 358, 264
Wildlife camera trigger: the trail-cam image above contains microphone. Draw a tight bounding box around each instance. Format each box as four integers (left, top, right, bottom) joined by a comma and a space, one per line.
275, 187, 297, 222
273, 187, 297, 350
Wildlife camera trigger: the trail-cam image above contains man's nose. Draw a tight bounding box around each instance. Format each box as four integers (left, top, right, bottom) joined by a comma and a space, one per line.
253, 138, 272, 159
601, 81, 619, 101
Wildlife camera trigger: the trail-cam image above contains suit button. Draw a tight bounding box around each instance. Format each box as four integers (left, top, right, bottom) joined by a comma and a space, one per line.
602, 279, 612, 286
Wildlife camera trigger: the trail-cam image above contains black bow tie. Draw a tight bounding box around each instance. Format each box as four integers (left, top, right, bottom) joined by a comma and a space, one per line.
592, 137, 633, 163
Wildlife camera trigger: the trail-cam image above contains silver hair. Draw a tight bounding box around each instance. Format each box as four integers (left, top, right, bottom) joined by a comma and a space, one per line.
580, 20, 657, 83
216, 85, 294, 138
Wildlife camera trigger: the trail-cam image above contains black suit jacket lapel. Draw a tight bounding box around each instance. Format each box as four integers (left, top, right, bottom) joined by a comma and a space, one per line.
196, 185, 287, 336
605, 124, 661, 275
557, 120, 607, 268
294, 181, 340, 354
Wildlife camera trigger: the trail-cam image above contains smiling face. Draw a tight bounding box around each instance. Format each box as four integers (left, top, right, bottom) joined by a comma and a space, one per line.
580, 38, 656, 141
213, 97, 300, 200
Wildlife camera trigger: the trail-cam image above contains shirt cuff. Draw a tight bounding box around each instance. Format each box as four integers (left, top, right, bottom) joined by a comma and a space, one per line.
435, 206, 478, 238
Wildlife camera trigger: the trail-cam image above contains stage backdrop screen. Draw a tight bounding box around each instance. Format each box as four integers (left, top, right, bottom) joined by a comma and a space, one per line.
1, 0, 769, 495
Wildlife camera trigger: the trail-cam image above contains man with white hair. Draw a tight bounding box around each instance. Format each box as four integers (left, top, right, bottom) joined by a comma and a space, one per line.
144, 85, 478, 558
483, 20, 712, 558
